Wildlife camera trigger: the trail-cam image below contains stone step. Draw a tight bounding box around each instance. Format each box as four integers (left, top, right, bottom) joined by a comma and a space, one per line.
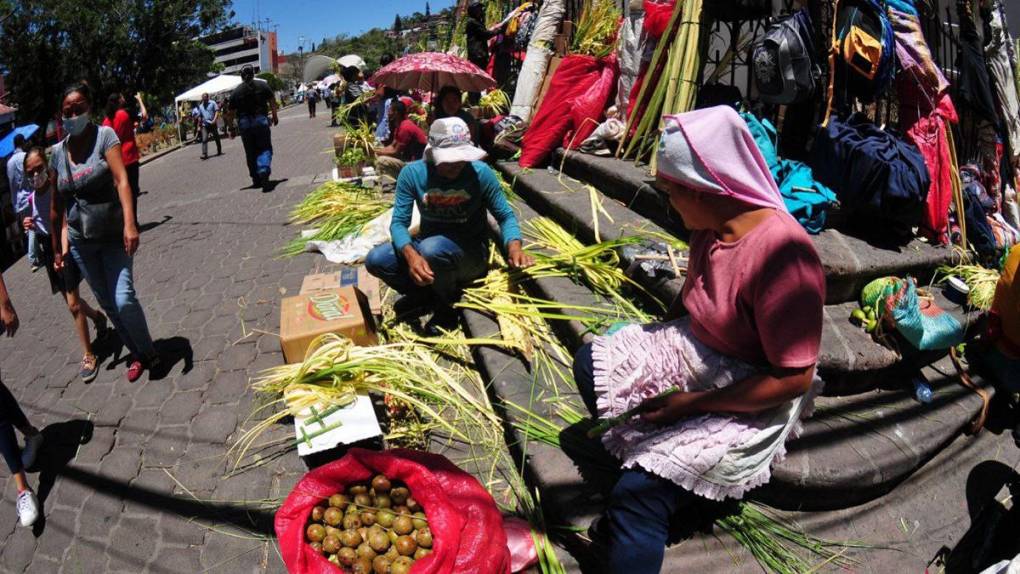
552, 150, 961, 305
496, 160, 983, 393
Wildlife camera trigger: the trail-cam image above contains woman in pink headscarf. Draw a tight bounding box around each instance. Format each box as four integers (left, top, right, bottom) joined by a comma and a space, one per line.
573, 106, 825, 572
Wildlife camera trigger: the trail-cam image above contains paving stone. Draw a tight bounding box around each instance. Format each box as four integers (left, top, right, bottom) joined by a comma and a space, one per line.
190, 407, 238, 444
158, 391, 204, 425
72, 425, 117, 465
60, 539, 109, 574
172, 360, 217, 392
216, 344, 258, 372
107, 516, 159, 570
116, 407, 161, 446
141, 433, 186, 468
73, 382, 116, 413
157, 514, 206, 547
2, 527, 38, 573
35, 508, 77, 563
24, 556, 62, 574
202, 370, 249, 405
91, 393, 134, 427
77, 491, 123, 539
99, 447, 143, 482
198, 533, 265, 573
149, 544, 203, 572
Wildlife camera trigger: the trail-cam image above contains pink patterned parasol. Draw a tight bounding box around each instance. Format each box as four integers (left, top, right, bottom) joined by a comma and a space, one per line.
370, 52, 497, 93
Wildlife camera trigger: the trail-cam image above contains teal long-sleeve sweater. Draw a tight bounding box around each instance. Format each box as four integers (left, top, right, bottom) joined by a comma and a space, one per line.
389, 160, 521, 251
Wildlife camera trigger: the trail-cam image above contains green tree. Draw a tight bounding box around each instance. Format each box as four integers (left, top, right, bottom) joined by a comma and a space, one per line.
256, 72, 285, 92
0, 0, 231, 125
393, 14, 402, 32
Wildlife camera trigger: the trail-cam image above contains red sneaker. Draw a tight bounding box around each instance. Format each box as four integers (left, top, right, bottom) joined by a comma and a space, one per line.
126, 360, 145, 383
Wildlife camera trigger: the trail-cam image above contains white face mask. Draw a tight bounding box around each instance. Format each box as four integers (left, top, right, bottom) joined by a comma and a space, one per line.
31, 171, 48, 189
62, 113, 90, 137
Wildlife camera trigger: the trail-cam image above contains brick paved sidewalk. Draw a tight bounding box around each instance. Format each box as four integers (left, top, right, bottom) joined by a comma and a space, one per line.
0, 105, 343, 574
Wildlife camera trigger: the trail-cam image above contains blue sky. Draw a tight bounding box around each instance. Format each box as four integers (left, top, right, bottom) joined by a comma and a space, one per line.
229, 0, 458, 54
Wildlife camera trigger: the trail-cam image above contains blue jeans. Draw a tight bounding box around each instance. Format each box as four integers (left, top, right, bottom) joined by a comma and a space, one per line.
365, 235, 489, 306
574, 343, 686, 573
70, 241, 156, 360
0, 380, 29, 474
26, 229, 41, 267
238, 115, 273, 181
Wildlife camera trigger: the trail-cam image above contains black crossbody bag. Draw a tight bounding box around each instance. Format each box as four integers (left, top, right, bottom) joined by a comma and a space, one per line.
62, 134, 124, 242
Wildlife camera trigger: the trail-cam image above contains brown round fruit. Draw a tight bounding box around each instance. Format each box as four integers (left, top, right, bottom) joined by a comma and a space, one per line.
387, 529, 399, 544
354, 493, 373, 508
322, 535, 341, 554
323, 507, 343, 526
394, 535, 417, 556
415, 527, 432, 548
356, 542, 377, 561
360, 511, 376, 526
390, 556, 414, 574
372, 555, 392, 574
376, 509, 395, 528
390, 487, 409, 505
414, 547, 432, 560
374, 494, 392, 509
311, 505, 326, 522
384, 545, 400, 561
411, 512, 427, 531
337, 547, 358, 566
349, 484, 369, 496
393, 505, 410, 516
371, 475, 392, 494
329, 494, 349, 509
310, 541, 323, 553
343, 514, 363, 530
351, 557, 374, 574
392, 515, 414, 535
325, 526, 342, 539
306, 524, 326, 543
340, 529, 363, 548
369, 530, 391, 553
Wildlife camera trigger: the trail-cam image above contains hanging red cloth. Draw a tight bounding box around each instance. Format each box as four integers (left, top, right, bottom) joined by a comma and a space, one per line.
900, 86, 959, 244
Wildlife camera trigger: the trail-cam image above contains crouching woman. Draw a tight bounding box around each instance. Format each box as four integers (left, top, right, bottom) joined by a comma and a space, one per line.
573, 106, 826, 573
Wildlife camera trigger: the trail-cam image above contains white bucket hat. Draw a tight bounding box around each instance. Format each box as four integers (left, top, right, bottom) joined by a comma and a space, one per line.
425, 117, 487, 165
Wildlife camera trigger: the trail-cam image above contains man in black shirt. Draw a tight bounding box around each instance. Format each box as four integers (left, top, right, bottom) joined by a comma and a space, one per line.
229, 65, 279, 190
465, 0, 503, 71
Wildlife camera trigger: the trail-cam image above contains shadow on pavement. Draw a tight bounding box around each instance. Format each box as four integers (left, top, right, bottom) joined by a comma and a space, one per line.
139, 215, 173, 233
29, 418, 94, 537
936, 460, 1020, 573
149, 336, 194, 381
261, 177, 288, 193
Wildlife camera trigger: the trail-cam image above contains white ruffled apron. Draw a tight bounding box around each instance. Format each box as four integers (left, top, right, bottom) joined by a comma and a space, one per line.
591, 317, 823, 501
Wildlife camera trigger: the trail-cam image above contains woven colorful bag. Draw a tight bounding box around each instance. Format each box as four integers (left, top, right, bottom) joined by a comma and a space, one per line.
869, 277, 964, 351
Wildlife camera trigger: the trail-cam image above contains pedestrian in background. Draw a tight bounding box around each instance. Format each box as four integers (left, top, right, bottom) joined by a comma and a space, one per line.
195, 92, 222, 159
6, 135, 41, 271
229, 65, 279, 190
24, 147, 108, 382
102, 92, 147, 225
0, 269, 44, 527
50, 83, 160, 383
307, 88, 317, 118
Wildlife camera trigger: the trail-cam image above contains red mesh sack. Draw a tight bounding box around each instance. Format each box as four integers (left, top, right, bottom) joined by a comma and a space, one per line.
275, 448, 511, 574
519, 54, 619, 168
643, 0, 676, 39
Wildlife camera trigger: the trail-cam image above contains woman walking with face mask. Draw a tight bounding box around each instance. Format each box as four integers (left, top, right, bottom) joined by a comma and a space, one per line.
50, 83, 160, 383
23, 147, 108, 382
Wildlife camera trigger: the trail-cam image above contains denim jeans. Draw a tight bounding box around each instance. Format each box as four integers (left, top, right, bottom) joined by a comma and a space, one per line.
0, 380, 29, 474
574, 343, 686, 573
69, 240, 156, 360
365, 235, 489, 306
238, 115, 273, 181
201, 122, 222, 157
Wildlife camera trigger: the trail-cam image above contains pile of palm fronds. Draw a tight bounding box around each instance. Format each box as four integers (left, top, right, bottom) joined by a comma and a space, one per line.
282, 181, 391, 257
618, 0, 703, 169
336, 120, 376, 160
571, 0, 621, 58
334, 91, 376, 129
479, 89, 511, 116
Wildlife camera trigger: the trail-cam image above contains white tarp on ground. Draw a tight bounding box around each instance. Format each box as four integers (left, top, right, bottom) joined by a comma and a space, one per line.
301, 203, 422, 264
174, 75, 243, 103
509, 0, 566, 122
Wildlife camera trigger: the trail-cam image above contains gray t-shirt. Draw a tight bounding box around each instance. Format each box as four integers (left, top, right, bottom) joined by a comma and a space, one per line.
50, 125, 121, 240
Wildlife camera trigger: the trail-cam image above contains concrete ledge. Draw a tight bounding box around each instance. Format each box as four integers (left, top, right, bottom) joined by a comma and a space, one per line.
553, 150, 962, 305
138, 144, 182, 166
761, 355, 994, 510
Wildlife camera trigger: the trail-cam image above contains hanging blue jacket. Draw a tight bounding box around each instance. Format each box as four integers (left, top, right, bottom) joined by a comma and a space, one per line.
741, 112, 837, 234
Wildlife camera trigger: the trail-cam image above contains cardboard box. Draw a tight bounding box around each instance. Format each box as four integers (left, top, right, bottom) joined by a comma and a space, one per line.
300, 266, 382, 316
291, 393, 382, 457
280, 286, 378, 363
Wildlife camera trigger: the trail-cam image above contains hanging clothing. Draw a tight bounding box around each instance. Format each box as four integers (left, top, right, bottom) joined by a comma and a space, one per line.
900, 88, 960, 244
955, 0, 999, 123
888, 2, 949, 111
982, 0, 1020, 159
616, 4, 646, 112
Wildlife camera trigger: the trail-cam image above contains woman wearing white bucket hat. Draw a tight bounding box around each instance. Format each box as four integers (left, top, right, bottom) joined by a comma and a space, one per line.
366, 116, 533, 334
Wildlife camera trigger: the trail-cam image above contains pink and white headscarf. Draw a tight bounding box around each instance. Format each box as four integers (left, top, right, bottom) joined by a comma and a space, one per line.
656, 105, 787, 212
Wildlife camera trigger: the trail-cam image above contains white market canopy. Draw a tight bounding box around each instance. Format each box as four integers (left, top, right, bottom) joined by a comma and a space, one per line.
174, 74, 243, 104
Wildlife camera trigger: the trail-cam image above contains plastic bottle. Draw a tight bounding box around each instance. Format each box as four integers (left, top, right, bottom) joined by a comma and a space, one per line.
913, 379, 933, 404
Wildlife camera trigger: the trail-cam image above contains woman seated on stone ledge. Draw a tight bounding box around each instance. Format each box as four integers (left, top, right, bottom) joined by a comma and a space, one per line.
572, 106, 826, 573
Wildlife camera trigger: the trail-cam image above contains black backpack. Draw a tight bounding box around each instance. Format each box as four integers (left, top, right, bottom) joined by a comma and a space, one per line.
752, 9, 821, 104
